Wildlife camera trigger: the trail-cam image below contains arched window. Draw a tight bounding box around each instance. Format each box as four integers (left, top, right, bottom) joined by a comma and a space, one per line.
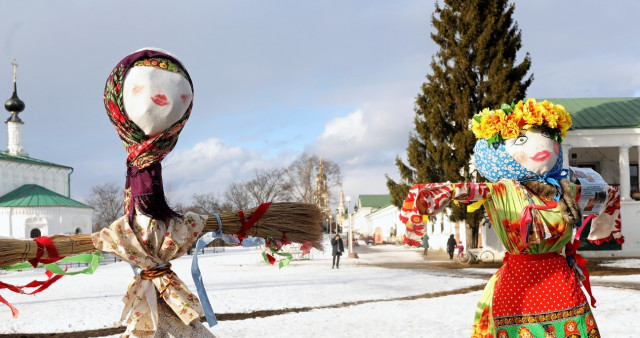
30, 228, 41, 238
75, 227, 82, 234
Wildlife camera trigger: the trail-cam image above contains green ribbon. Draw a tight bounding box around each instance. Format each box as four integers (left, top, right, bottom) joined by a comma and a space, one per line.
2, 252, 103, 275
262, 248, 293, 269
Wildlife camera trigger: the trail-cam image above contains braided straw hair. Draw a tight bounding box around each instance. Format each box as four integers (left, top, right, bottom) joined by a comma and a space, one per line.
521, 179, 582, 226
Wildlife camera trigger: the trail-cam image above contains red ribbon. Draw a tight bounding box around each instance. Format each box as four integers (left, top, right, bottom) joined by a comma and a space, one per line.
28, 236, 62, 268
565, 239, 596, 308
1, 236, 66, 318
519, 199, 557, 245
281, 232, 291, 246
265, 253, 276, 265
563, 214, 597, 308
0, 281, 24, 318
236, 202, 272, 244
300, 240, 313, 256
0, 267, 68, 318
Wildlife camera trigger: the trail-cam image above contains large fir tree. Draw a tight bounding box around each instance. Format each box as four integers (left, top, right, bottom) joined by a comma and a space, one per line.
387, 0, 533, 247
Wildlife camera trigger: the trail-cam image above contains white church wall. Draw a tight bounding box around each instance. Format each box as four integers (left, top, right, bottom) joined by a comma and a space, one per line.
0, 211, 15, 237
350, 205, 405, 243
0, 206, 92, 239
0, 161, 70, 197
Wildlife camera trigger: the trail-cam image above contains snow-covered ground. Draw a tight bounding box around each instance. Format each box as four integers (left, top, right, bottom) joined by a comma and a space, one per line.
0, 237, 638, 337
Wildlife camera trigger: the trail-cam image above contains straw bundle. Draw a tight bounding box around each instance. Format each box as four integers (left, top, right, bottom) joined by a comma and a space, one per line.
0, 234, 95, 268
0, 202, 324, 268
203, 202, 325, 250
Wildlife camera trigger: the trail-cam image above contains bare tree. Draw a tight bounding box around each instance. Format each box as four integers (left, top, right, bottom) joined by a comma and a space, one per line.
224, 182, 252, 211
87, 183, 123, 231
190, 192, 233, 214
245, 168, 292, 204
286, 153, 342, 204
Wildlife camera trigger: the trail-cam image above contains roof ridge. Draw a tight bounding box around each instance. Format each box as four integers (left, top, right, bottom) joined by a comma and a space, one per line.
0, 184, 92, 208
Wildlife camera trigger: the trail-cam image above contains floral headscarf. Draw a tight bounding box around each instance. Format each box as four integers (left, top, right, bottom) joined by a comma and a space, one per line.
104, 49, 193, 169
104, 49, 193, 223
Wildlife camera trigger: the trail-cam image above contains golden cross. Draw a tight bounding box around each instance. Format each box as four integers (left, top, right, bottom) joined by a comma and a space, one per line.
12, 59, 17, 82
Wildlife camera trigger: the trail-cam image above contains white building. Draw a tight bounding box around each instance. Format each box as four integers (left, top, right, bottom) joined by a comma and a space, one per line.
350, 195, 405, 244
0, 62, 92, 239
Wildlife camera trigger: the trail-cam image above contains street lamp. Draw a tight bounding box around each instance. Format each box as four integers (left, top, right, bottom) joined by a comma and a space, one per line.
346, 196, 354, 256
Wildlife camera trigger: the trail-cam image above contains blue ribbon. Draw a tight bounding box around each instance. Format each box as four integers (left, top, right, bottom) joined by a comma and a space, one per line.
190, 214, 267, 327
191, 213, 223, 327
521, 168, 568, 202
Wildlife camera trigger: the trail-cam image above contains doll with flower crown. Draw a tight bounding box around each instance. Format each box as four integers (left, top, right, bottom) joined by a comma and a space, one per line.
400, 99, 624, 337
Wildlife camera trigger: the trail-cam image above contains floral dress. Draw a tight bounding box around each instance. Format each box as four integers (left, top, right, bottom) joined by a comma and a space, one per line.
401, 180, 621, 338
92, 212, 214, 338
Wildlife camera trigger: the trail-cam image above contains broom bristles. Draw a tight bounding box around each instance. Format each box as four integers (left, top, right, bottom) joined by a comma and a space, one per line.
0, 234, 95, 268
203, 202, 325, 250
0, 202, 325, 267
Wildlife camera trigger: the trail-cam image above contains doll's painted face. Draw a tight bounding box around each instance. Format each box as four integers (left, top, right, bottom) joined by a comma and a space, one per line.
504, 127, 560, 176
123, 66, 193, 137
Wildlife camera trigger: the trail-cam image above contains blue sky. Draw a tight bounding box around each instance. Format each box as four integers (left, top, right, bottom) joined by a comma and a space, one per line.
1, 0, 639, 207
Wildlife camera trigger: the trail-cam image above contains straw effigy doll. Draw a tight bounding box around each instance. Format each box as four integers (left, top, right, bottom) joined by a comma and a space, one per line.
400, 99, 624, 337
0, 48, 324, 337
93, 47, 215, 337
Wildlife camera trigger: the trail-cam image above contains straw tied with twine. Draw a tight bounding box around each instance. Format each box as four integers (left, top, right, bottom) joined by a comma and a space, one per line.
0, 202, 324, 268
0, 202, 324, 316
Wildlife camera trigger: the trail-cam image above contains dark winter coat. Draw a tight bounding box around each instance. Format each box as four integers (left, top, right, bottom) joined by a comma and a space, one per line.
331, 237, 344, 256
446, 235, 457, 253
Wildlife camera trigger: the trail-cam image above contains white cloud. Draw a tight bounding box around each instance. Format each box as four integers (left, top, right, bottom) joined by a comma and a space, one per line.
162, 138, 294, 204
306, 97, 415, 200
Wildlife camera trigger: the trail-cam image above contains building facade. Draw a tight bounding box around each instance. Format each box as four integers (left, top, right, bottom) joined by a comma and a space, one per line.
0, 61, 92, 239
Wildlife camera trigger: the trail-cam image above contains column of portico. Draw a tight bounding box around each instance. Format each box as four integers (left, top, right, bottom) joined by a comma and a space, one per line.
637, 145, 640, 192
619, 144, 631, 200
562, 143, 572, 169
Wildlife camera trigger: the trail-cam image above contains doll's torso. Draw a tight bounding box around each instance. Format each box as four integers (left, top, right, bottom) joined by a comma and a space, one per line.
484, 180, 572, 254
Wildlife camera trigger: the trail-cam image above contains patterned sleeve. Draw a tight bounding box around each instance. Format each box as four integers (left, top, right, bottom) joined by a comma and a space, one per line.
399, 182, 493, 246
587, 186, 624, 245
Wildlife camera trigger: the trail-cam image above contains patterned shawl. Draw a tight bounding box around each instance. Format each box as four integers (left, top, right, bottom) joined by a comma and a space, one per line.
104, 49, 193, 223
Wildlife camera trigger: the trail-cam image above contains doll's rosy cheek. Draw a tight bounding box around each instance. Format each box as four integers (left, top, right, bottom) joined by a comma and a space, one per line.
511, 151, 527, 165
181, 94, 190, 105
131, 85, 144, 95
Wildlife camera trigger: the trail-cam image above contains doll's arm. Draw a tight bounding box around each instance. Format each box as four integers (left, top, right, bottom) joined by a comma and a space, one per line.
402, 182, 492, 216
587, 185, 624, 244
399, 182, 492, 246
0, 234, 96, 268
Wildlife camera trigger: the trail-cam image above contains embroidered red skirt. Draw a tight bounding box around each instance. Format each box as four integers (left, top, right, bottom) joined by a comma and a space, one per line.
491, 252, 600, 337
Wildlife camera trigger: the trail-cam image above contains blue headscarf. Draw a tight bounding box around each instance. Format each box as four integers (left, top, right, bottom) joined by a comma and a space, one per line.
474, 139, 568, 201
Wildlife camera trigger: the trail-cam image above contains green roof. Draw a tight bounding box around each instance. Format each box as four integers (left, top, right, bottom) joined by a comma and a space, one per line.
544, 97, 640, 130
0, 151, 72, 169
0, 184, 92, 208
358, 194, 392, 208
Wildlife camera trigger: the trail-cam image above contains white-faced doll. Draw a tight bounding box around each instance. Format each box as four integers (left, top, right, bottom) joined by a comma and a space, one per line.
400, 98, 623, 337
93, 48, 213, 338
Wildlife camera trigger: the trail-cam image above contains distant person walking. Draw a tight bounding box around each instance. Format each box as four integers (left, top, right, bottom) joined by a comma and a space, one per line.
422, 233, 430, 256
446, 234, 457, 259
331, 234, 344, 269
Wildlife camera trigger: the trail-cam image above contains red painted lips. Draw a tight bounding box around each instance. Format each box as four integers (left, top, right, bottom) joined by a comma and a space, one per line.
151, 94, 169, 106
531, 150, 550, 162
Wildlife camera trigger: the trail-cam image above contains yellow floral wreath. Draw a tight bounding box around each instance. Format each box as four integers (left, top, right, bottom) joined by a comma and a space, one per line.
471, 98, 572, 145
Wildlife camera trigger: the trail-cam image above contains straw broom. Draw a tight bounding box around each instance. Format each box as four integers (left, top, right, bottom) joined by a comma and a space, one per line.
0, 202, 324, 268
